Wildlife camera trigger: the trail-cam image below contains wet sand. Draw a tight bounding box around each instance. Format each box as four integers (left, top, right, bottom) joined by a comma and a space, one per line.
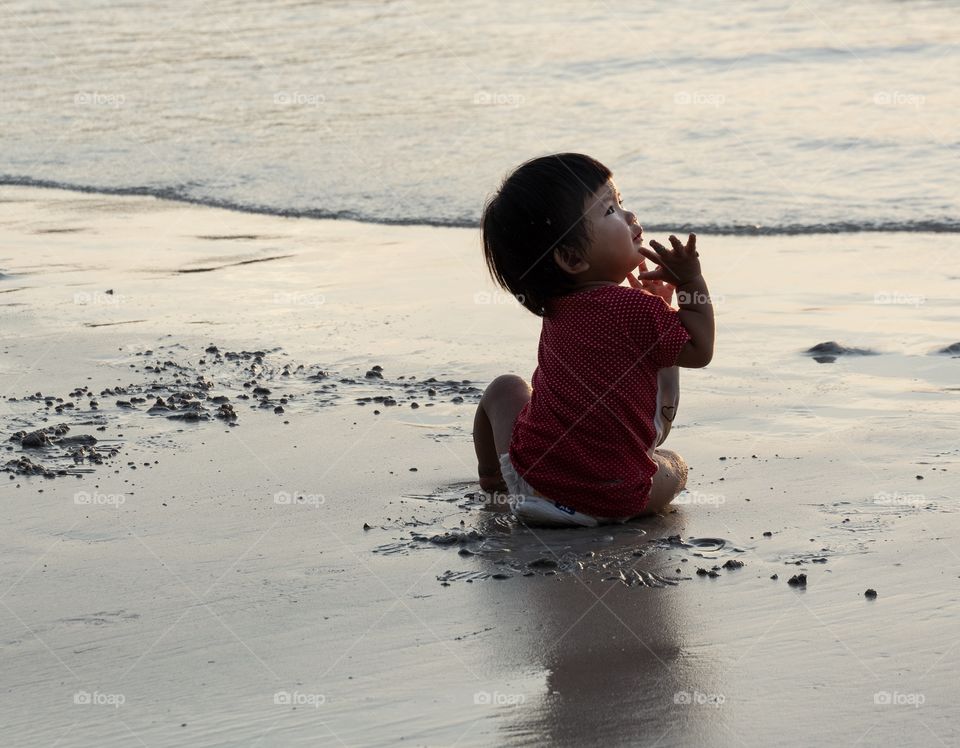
1, 186, 959, 747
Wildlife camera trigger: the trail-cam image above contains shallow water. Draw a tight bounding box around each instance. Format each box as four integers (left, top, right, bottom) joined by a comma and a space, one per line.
2, 0, 959, 232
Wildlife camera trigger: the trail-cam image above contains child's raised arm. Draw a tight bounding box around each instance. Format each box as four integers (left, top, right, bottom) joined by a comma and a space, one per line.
636, 233, 715, 368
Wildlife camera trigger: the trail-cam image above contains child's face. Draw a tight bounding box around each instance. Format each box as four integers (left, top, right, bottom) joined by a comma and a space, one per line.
580, 178, 644, 283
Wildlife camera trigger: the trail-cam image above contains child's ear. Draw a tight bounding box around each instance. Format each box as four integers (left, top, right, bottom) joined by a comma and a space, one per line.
553, 247, 590, 275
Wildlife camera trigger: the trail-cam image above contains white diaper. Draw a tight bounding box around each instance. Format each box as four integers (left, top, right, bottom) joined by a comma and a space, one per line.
497, 452, 600, 528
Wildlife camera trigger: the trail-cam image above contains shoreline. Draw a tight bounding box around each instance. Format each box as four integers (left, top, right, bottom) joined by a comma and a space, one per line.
5, 179, 960, 235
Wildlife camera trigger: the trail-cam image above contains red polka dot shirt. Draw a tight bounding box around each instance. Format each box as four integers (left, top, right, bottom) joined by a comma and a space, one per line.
509, 284, 692, 518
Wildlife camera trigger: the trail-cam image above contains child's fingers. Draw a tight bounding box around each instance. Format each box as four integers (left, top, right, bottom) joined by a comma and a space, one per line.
649, 240, 679, 263
638, 246, 664, 264
634, 269, 669, 281
668, 234, 684, 252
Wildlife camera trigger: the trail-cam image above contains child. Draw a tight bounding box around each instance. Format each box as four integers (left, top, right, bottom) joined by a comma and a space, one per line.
473, 153, 715, 527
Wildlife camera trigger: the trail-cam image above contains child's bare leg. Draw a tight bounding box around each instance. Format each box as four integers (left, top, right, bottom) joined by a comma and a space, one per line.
473, 402, 506, 492
634, 448, 688, 516
473, 374, 532, 492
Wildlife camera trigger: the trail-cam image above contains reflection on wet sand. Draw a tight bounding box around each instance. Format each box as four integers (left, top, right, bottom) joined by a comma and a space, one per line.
473, 510, 730, 747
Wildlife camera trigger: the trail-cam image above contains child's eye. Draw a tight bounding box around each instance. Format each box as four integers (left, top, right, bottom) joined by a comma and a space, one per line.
605, 205, 616, 215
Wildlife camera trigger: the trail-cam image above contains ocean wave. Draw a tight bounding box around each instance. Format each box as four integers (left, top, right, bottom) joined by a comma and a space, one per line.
3, 175, 959, 236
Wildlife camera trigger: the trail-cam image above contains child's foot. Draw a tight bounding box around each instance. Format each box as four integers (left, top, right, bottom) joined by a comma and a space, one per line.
478, 466, 511, 513
479, 472, 508, 494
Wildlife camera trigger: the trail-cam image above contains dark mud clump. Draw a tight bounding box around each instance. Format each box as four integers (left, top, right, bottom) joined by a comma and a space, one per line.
805, 341, 879, 364
5, 424, 118, 476
20, 429, 53, 448
787, 573, 808, 587
58, 434, 98, 446
3, 456, 57, 478
416, 528, 484, 546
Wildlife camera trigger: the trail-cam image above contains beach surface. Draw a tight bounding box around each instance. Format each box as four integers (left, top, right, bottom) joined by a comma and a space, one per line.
1, 186, 959, 747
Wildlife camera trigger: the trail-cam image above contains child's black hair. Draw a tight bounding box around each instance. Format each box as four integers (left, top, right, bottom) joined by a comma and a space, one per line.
481, 152, 612, 317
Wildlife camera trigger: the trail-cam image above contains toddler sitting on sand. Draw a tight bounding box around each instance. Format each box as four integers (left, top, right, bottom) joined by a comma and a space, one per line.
473, 153, 715, 527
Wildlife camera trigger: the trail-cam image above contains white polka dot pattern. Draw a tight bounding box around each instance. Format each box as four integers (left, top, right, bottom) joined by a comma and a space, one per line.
508, 284, 692, 518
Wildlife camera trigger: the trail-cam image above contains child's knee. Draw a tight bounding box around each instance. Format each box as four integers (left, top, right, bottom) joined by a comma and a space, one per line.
481, 375, 531, 449
481, 374, 530, 406
652, 448, 688, 494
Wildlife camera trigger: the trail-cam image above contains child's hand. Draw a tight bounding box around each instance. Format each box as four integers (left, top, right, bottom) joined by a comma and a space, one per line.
627, 259, 675, 305
636, 234, 701, 287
